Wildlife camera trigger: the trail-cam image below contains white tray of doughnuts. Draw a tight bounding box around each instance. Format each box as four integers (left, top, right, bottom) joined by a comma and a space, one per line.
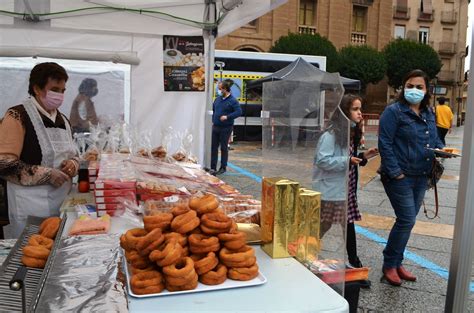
123, 255, 267, 298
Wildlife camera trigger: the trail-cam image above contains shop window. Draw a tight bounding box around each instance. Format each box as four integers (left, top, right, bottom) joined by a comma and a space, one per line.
352, 5, 367, 33
394, 25, 406, 39
419, 27, 429, 44
299, 0, 316, 26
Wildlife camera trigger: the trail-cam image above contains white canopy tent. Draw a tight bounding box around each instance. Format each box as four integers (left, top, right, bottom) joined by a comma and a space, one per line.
0, 0, 286, 163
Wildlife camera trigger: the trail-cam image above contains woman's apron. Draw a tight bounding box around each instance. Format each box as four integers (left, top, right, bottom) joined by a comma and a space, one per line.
5, 99, 75, 238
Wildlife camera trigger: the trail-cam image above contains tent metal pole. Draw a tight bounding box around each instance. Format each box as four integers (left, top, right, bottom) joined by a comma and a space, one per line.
444, 25, 474, 312
244, 86, 248, 141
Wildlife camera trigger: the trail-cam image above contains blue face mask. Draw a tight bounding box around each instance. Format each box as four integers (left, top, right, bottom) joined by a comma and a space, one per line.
404, 88, 425, 104
350, 121, 357, 128
217, 89, 223, 97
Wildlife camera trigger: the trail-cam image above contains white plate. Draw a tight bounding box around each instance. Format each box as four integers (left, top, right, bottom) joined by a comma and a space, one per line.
427, 148, 462, 158
124, 255, 267, 298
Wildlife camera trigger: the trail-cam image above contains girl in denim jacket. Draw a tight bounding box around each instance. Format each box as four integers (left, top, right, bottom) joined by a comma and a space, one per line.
378, 69, 444, 286
313, 94, 378, 286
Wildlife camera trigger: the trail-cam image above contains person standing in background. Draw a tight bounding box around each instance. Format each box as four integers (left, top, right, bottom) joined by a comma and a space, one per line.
0, 62, 78, 238
70, 78, 99, 134
210, 80, 242, 175
435, 97, 454, 145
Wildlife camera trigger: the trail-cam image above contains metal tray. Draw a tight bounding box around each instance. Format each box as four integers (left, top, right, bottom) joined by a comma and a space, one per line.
427, 148, 462, 158
124, 254, 267, 298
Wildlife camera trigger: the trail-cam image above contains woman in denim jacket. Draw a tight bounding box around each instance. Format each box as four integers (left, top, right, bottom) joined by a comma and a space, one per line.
378, 69, 444, 286
314, 94, 378, 286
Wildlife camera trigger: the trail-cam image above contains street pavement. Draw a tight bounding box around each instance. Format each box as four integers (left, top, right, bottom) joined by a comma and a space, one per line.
218, 126, 473, 312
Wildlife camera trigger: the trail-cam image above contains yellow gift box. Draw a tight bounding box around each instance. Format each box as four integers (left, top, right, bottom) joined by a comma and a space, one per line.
261, 177, 300, 258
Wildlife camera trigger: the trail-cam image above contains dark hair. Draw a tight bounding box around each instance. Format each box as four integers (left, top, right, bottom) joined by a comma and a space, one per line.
79, 78, 98, 96
28, 62, 68, 96
326, 94, 363, 148
397, 69, 431, 111
437, 97, 447, 105
220, 80, 232, 92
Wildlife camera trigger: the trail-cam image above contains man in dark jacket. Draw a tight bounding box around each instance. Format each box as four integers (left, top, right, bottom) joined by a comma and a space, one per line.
210, 80, 242, 175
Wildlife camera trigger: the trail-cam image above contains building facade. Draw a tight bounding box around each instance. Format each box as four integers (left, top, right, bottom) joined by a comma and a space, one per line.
216, 0, 468, 117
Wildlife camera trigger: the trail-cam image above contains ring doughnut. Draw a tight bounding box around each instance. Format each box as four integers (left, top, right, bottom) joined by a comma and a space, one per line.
189, 194, 219, 215
23, 245, 50, 260
191, 251, 219, 275
221, 256, 257, 268
219, 246, 255, 263
131, 265, 156, 275
39, 217, 61, 239
188, 234, 220, 254
149, 240, 183, 267
144, 213, 174, 232
228, 264, 259, 281
28, 234, 54, 250
21, 255, 46, 268
166, 273, 198, 291
200, 212, 232, 235
162, 257, 194, 277
218, 231, 246, 251
171, 210, 200, 234
136, 228, 165, 256
164, 232, 188, 246
125, 228, 148, 250
199, 264, 227, 285
171, 205, 190, 217
120, 234, 132, 251
127, 250, 151, 269
165, 271, 198, 287
131, 271, 165, 295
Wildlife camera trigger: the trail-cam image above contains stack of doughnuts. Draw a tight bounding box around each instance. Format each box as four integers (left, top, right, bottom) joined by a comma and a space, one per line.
121, 194, 259, 295
21, 217, 61, 269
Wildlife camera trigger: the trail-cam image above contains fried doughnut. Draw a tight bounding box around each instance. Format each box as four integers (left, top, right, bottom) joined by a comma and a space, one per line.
188, 234, 220, 254
228, 264, 259, 281
199, 264, 227, 285
120, 234, 133, 251
39, 217, 61, 239
28, 234, 54, 250
166, 274, 198, 291
164, 232, 188, 246
144, 213, 174, 232
230, 220, 238, 233
149, 240, 183, 267
136, 228, 165, 256
127, 250, 151, 269
181, 246, 189, 257
163, 257, 194, 277
165, 271, 198, 287
23, 245, 50, 260
131, 271, 164, 295
125, 228, 148, 250
218, 231, 247, 251
219, 246, 255, 263
221, 256, 257, 268
192, 251, 219, 275
171, 205, 190, 217
171, 210, 200, 234
131, 265, 156, 275
22, 255, 46, 268
189, 194, 219, 215
200, 212, 232, 235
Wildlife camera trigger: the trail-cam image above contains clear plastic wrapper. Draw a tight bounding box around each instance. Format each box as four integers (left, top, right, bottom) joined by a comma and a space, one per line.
143, 195, 191, 216
173, 129, 197, 163
150, 126, 173, 161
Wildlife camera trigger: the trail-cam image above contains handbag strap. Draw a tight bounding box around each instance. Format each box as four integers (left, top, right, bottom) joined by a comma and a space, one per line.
423, 180, 439, 219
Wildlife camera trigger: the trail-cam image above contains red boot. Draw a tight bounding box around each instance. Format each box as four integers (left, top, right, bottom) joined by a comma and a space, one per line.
382, 268, 402, 286
397, 266, 417, 281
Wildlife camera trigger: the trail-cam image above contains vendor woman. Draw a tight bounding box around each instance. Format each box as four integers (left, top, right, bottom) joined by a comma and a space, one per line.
0, 62, 78, 238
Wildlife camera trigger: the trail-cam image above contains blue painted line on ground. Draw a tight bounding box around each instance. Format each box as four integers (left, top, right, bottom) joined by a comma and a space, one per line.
226, 162, 262, 183
228, 161, 474, 291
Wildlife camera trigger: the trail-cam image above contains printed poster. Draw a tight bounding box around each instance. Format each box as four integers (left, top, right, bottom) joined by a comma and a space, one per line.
163, 36, 205, 92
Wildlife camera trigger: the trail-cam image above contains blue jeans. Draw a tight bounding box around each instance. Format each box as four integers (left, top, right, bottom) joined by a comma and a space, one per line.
210, 125, 233, 170
382, 175, 428, 269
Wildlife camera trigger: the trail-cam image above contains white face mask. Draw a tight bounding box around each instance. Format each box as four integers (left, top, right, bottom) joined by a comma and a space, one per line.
41, 90, 64, 110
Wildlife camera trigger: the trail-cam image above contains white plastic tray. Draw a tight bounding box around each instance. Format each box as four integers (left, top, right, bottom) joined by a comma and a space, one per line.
124, 255, 267, 298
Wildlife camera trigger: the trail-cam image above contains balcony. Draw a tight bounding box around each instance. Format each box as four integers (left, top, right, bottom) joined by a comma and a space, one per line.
298, 25, 317, 35
418, 9, 434, 22
441, 11, 457, 24
393, 6, 410, 20
351, 32, 367, 45
438, 70, 456, 83
438, 41, 457, 55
